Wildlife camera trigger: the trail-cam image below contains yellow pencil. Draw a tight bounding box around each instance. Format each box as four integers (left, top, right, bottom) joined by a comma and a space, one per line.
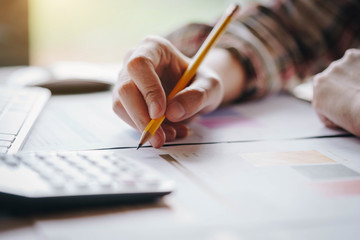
137, 4, 240, 149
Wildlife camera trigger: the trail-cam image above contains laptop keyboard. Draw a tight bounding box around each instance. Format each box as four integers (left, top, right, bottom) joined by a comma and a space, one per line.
0, 87, 50, 153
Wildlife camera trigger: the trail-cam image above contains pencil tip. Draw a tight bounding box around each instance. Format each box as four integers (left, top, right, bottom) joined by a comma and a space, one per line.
136, 144, 142, 150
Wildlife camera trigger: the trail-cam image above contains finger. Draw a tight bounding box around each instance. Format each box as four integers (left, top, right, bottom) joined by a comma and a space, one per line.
149, 127, 166, 148
126, 37, 170, 119
171, 124, 189, 139
116, 77, 149, 130
162, 124, 177, 142
160, 122, 190, 143
316, 112, 339, 129
166, 73, 222, 122
162, 123, 190, 142
114, 89, 165, 148
112, 92, 137, 129
117, 76, 166, 147
112, 78, 139, 129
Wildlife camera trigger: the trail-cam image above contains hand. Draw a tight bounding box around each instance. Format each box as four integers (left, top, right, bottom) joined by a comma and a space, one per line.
312, 48, 360, 137
112, 36, 228, 148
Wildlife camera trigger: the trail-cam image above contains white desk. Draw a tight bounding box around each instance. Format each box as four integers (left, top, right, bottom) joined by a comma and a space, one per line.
1, 70, 360, 240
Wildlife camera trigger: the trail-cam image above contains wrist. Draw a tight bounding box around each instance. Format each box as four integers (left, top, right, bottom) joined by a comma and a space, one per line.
202, 48, 246, 104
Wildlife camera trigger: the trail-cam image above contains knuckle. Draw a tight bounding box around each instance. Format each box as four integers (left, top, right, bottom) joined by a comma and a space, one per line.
345, 49, 356, 58
112, 98, 127, 117
127, 55, 151, 73
343, 49, 360, 63
128, 36, 173, 71
313, 74, 327, 87
117, 79, 134, 97
208, 76, 222, 92
144, 86, 160, 102
189, 86, 208, 105
331, 64, 343, 74
142, 35, 161, 43
327, 59, 342, 71
112, 98, 121, 111
142, 36, 171, 57
142, 35, 169, 48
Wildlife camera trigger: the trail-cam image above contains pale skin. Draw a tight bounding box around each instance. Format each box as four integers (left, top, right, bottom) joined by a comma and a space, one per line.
312, 48, 360, 137
112, 36, 245, 148
113, 36, 360, 148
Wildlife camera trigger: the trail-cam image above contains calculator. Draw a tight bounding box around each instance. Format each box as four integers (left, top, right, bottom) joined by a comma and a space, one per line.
0, 151, 174, 212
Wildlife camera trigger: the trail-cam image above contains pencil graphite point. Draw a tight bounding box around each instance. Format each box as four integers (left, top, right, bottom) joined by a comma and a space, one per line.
137, 130, 153, 150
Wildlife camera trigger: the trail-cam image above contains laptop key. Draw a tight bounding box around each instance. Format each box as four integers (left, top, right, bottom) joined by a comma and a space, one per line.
0, 111, 28, 135
0, 134, 16, 142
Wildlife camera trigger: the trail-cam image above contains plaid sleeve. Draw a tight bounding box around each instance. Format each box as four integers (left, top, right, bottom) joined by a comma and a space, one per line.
166, 0, 360, 100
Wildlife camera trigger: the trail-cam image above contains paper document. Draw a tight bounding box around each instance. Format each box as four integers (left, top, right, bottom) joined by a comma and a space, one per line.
23, 92, 139, 151
182, 92, 346, 144
129, 136, 360, 225
23, 92, 347, 151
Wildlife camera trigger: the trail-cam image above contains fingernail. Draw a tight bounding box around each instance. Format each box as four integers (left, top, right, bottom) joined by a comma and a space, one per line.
149, 101, 161, 119
168, 102, 185, 120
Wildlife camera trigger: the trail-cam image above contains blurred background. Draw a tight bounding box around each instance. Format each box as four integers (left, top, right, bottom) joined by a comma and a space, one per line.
1, 0, 253, 66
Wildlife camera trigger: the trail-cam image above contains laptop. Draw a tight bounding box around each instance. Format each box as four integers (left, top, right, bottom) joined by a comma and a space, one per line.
0, 87, 50, 154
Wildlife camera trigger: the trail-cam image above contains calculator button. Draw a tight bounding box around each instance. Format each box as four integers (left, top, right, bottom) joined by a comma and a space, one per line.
0, 151, 173, 200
